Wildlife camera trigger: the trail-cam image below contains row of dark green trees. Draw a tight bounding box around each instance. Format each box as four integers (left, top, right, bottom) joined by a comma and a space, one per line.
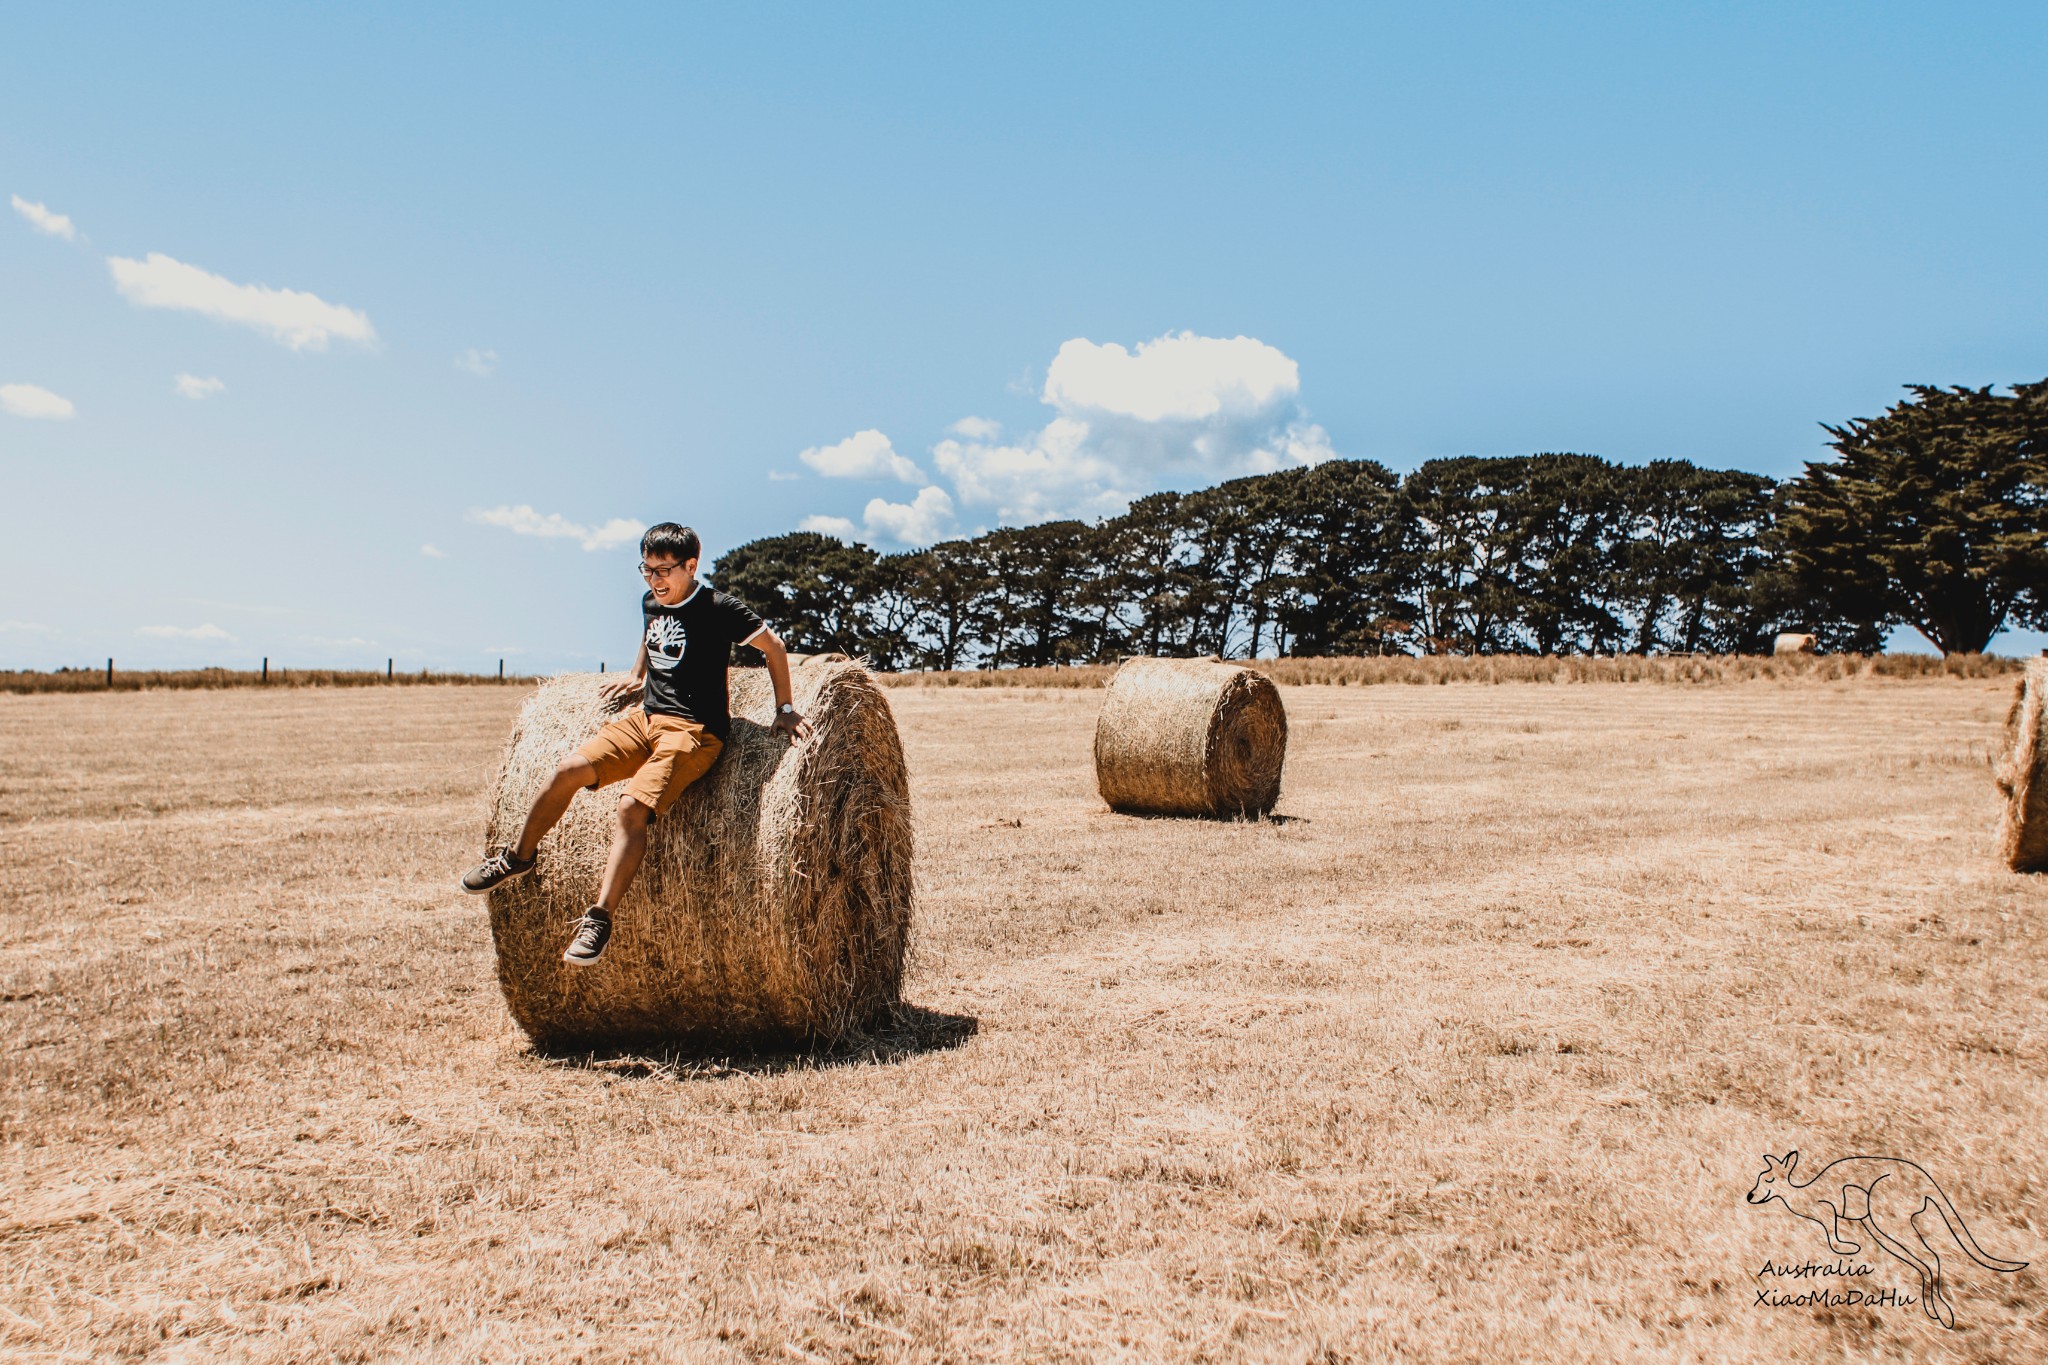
712, 382, 2048, 667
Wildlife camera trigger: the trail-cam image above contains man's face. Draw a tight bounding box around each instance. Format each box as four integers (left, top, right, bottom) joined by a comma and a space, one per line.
641, 554, 697, 606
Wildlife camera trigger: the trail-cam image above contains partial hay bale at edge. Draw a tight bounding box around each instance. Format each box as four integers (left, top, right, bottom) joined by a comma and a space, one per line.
1997, 658, 2048, 873
1094, 656, 1287, 818
1774, 633, 1819, 656
483, 662, 914, 1050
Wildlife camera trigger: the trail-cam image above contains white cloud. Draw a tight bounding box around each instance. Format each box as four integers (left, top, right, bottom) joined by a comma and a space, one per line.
1, 383, 75, 420
0, 620, 55, 634
779, 333, 1336, 530
108, 253, 376, 351
933, 418, 1130, 523
138, 623, 233, 641
1043, 333, 1299, 422
456, 347, 498, 377
468, 504, 644, 552
798, 514, 859, 541
800, 486, 959, 548
860, 486, 956, 546
173, 373, 225, 400
11, 195, 75, 240
923, 331, 1338, 521
767, 470, 801, 482
420, 543, 449, 558
1261, 420, 1339, 469
799, 428, 923, 482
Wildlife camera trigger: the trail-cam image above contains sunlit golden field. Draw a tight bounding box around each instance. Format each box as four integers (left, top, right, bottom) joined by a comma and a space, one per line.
2, 677, 2043, 1363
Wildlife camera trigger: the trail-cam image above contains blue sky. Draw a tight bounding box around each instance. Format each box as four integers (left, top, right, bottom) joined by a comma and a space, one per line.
4, 2, 2044, 670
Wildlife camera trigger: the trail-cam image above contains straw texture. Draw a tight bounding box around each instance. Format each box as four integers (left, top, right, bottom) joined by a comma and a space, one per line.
1093, 656, 1287, 818
482, 662, 914, 1049
1997, 658, 2048, 873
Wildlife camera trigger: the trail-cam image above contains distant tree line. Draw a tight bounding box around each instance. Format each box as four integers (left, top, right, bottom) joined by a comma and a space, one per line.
712, 381, 2048, 665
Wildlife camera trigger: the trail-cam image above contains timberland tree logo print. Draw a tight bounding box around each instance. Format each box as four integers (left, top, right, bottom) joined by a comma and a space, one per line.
646, 616, 687, 671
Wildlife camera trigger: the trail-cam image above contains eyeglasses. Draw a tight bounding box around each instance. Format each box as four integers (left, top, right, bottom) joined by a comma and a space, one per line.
639, 561, 687, 580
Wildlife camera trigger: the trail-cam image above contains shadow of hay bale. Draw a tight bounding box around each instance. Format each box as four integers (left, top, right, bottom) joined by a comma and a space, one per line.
1093, 807, 1306, 826
528, 1002, 979, 1079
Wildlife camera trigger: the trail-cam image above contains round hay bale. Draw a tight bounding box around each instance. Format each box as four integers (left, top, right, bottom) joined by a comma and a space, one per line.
481, 661, 913, 1050
1093, 656, 1287, 818
1997, 658, 2048, 873
1774, 632, 1818, 656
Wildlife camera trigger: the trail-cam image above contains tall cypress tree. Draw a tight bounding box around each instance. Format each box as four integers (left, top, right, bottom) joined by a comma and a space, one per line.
1775, 382, 2048, 654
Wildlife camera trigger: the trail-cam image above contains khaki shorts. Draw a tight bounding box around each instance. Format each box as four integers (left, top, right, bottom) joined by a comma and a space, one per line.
575, 709, 723, 817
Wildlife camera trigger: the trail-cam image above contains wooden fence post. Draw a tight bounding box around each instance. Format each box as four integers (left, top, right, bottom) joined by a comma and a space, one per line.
106, 658, 113, 688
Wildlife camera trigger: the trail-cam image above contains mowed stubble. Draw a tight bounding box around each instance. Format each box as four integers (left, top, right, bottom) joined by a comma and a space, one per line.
1, 678, 2043, 1363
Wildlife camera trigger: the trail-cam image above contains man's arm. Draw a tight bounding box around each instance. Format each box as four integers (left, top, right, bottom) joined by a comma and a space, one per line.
748, 628, 814, 741
600, 636, 649, 702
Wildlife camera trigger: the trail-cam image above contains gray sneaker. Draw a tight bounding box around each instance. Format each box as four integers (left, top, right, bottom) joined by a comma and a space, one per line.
459, 848, 536, 894
563, 908, 612, 966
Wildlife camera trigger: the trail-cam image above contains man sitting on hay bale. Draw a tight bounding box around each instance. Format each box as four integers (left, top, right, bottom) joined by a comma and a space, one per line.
458, 522, 812, 965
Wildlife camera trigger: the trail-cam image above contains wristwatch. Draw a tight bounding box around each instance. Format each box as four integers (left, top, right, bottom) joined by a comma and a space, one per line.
778, 702, 795, 714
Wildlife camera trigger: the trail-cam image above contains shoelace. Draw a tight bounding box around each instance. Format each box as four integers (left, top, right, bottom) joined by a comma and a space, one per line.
566, 915, 608, 951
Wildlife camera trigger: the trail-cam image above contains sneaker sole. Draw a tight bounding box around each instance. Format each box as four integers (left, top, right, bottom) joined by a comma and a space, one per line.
563, 951, 605, 967
457, 868, 532, 896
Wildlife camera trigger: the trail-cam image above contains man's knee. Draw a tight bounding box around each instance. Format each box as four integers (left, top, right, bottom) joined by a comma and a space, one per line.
615, 795, 653, 833
554, 754, 598, 788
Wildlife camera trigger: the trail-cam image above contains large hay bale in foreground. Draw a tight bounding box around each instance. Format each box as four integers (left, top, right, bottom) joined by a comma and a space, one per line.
1997, 659, 2048, 873
1094, 656, 1287, 818
1774, 632, 1818, 656
482, 662, 913, 1049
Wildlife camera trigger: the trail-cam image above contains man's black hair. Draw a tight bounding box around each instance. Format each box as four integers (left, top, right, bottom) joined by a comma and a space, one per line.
640, 523, 700, 564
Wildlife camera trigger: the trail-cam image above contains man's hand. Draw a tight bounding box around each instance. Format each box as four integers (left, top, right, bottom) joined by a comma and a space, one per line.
599, 674, 644, 704
771, 708, 813, 742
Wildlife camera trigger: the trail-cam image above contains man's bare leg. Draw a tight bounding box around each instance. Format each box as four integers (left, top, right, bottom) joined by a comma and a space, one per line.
563, 794, 651, 966
461, 754, 598, 895
514, 755, 599, 860
596, 794, 653, 912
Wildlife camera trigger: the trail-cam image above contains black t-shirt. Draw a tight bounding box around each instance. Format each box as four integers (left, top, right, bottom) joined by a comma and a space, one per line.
640, 585, 766, 738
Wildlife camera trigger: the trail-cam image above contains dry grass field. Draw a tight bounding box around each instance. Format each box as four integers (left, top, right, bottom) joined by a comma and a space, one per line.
2, 676, 2044, 1363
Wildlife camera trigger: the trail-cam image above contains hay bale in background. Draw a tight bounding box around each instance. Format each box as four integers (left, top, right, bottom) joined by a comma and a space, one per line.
1997, 658, 2048, 873
1094, 656, 1287, 818
482, 662, 914, 1050
1774, 633, 1818, 656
